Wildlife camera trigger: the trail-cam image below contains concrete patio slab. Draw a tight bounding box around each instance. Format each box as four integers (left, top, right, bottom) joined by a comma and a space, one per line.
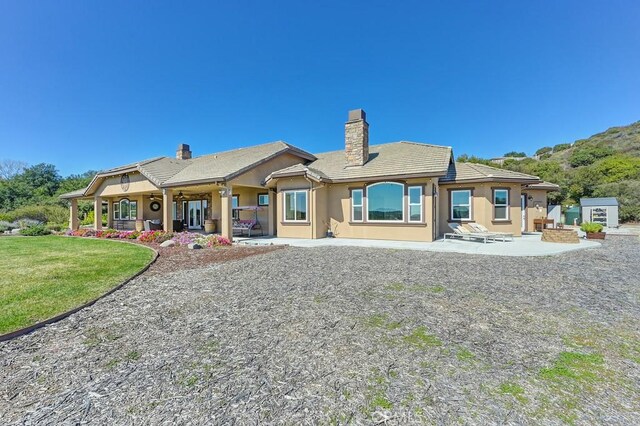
236, 233, 601, 256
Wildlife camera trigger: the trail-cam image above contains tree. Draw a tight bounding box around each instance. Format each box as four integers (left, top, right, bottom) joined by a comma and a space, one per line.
503, 151, 527, 157
553, 143, 572, 152
568, 145, 615, 167
535, 147, 553, 156
0, 159, 27, 180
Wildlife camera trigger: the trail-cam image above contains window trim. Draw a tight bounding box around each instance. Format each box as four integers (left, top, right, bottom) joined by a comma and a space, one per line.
232, 194, 240, 220
449, 189, 473, 221
257, 193, 269, 206
283, 189, 309, 223
351, 188, 364, 222
366, 181, 405, 223
113, 198, 137, 221
172, 201, 177, 220
492, 187, 510, 221
408, 185, 423, 223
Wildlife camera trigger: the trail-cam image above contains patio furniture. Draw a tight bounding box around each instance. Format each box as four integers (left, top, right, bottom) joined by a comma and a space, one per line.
144, 220, 163, 231
466, 223, 514, 242
534, 218, 554, 231
233, 219, 261, 237
232, 205, 264, 237
444, 223, 494, 243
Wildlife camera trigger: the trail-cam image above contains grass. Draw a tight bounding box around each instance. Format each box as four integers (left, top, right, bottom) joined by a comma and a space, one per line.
402, 326, 442, 349
498, 382, 528, 404
539, 352, 605, 383
0, 236, 154, 334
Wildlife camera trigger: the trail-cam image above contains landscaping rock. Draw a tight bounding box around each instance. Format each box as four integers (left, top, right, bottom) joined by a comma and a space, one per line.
159, 240, 175, 248
187, 243, 202, 249
10, 228, 21, 235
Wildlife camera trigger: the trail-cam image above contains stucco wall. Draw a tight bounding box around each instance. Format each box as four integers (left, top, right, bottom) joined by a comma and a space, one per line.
230, 153, 306, 187
438, 182, 523, 237
95, 172, 159, 197
276, 177, 436, 241
522, 189, 548, 231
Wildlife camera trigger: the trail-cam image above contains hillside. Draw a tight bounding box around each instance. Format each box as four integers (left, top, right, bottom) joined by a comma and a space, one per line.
545, 121, 640, 166
461, 120, 640, 222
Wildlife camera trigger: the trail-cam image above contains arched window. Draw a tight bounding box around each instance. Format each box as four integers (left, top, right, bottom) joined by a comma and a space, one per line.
113, 198, 137, 220
366, 182, 404, 221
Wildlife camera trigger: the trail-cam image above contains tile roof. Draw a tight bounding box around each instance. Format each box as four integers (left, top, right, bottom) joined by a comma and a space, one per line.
440, 162, 540, 183
524, 181, 561, 191
268, 141, 452, 183
162, 141, 314, 186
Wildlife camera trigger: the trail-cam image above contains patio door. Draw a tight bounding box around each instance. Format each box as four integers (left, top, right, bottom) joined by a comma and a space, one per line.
521, 194, 527, 232
188, 200, 202, 229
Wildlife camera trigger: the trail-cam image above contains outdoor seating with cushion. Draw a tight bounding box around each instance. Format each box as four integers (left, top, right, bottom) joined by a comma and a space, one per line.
444, 223, 495, 243
466, 223, 513, 242
232, 219, 260, 237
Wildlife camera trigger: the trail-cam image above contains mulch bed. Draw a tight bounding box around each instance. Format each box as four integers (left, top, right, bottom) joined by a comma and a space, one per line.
140, 243, 285, 276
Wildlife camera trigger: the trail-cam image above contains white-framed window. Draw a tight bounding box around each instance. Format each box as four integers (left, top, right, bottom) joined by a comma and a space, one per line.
408, 186, 423, 222
451, 190, 471, 220
284, 190, 308, 222
113, 199, 137, 220
493, 189, 509, 220
258, 193, 269, 206
351, 189, 363, 222
172, 201, 177, 220
367, 182, 404, 222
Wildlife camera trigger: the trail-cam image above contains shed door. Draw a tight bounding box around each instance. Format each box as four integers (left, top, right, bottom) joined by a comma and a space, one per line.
590, 207, 607, 227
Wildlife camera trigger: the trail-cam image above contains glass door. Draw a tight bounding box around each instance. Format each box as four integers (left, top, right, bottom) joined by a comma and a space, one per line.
188, 200, 202, 229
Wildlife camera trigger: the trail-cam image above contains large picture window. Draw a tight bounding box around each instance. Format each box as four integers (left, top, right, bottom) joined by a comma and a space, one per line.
284, 190, 307, 221
113, 199, 137, 220
351, 189, 363, 222
451, 190, 471, 220
408, 186, 423, 222
367, 182, 404, 221
493, 189, 509, 220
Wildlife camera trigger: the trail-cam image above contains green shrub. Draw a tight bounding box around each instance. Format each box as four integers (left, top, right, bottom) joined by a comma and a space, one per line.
535, 146, 553, 156
619, 205, 640, 223
20, 224, 52, 236
0, 205, 69, 224
580, 222, 604, 233
553, 143, 572, 152
46, 223, 66, 232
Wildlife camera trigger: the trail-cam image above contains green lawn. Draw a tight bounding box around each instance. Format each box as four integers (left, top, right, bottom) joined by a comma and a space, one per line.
0, 236, 155, 335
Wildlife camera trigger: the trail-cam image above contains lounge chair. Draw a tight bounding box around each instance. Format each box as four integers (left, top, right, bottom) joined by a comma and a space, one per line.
444, 223, 494, 243
466, 223, 513, 242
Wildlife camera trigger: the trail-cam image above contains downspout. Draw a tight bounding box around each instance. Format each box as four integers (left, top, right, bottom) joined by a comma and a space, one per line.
303, 174, 314, 239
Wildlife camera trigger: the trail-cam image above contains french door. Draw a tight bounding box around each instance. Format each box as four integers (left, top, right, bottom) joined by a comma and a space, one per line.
188, 200, 202, 229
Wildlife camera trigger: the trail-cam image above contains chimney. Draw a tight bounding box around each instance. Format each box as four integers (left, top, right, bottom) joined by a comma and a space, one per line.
176, 143, 192, 160
345, 109, 369, 166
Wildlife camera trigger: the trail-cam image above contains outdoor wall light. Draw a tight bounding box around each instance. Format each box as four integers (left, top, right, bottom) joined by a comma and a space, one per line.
528, 195, 534, 201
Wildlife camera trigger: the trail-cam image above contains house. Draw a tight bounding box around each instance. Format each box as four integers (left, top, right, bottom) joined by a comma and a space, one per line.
580, 197, 619, 228
61, 109, 559, 242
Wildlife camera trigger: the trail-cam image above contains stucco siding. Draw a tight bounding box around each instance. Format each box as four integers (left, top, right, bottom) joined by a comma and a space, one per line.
230, 153, 306, 187
522, 189, 548, 231
439, 182, 523, 237
95, 172, 159, 197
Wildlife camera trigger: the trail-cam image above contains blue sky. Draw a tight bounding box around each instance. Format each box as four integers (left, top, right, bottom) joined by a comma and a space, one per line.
1, 1, 639, 176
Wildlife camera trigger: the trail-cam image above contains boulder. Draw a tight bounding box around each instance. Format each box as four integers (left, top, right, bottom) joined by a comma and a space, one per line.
160, 240, 176, 248
11, 228, 21, 235
188, 243, 202, 250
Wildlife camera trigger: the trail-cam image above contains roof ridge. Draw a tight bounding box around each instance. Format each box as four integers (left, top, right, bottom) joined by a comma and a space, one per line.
193, 140, 288, 160
393, 140, 452, 149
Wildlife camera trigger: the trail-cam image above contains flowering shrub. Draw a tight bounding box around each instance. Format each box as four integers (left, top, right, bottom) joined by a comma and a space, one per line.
65, 228, 230, 247
138, 230, 173, 243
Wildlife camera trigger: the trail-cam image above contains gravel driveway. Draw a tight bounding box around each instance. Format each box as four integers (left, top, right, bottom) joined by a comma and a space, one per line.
1, 236, 639, 425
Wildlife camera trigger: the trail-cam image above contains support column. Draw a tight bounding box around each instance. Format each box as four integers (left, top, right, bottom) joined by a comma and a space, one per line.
137, 195, 144, 220
163, 189, 173, 232
106, 199, 113, 229
267, 189, 276, 236
93, 196, 103, 230
220, 187, 233, 241
211, 188, 222, 233
69, 199, 79, 231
